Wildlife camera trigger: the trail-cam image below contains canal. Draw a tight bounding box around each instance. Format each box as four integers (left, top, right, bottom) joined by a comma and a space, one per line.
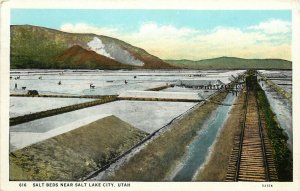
171, 93, 236, 181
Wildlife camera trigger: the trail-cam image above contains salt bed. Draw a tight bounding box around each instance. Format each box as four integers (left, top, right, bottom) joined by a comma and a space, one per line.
259, 70, 293, 77
271, 79, 292, 85
162, 86, 217, 99
10, 114, 111, 152
10, 100, 197, 150
204, 70, 245, 84
82, 82, 167, 95
11, 69, 243, 77
269, 79, 292, 94
10, 78, 168, 96
10, 70, 245, 96
259, 70, 292, 78
10, 97, 95, 117
118, 90, 202, 101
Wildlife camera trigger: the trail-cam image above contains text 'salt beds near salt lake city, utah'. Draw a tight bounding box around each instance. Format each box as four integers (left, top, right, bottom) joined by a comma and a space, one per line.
9, 9, 292, 182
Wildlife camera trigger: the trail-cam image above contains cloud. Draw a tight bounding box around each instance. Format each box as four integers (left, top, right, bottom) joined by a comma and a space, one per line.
248, 19, 291, 34
136, 22, 197, 39
61, 23, 119, 37
60, 21, 291, 60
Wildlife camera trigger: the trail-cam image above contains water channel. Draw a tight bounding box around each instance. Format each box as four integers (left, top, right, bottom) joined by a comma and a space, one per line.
171, 92, 236, 181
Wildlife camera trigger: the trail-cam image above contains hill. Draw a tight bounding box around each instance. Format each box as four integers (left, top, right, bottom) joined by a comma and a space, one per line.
11, 25, 176, 69
165, 57, 292, 70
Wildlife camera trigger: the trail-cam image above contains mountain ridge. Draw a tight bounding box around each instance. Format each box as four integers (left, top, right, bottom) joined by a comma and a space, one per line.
165, 56, 292, 70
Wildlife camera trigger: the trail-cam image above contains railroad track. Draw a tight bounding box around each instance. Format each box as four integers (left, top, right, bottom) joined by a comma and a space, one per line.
226, 86, 278, 181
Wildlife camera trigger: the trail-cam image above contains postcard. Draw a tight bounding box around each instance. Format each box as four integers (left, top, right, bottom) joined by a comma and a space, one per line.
0, 0, 299, 190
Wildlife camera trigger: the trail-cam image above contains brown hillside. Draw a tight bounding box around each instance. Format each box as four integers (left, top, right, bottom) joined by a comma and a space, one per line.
56, 45, 137, 69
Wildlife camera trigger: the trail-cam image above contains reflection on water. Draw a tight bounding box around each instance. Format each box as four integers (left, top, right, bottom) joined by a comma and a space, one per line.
172, 93, 236, 181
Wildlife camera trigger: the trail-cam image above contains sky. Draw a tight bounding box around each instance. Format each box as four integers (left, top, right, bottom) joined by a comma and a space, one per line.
11, 9, 292, 60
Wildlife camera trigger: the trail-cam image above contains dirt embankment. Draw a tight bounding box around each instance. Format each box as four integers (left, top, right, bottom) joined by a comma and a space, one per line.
10, 96, 117, 126
107, 91, 229, 181
195, 90, 245, 181
10, 115, 148, 181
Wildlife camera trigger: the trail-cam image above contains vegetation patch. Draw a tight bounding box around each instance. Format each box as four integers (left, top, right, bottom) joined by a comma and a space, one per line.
257, 87, 292, 181
10, 115, 148, 181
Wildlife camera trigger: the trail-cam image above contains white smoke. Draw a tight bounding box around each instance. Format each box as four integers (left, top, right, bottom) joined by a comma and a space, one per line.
87, 37, 114, 59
